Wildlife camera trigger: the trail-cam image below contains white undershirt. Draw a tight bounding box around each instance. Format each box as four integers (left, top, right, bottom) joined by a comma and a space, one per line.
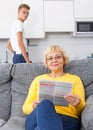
10, 19, 27, 54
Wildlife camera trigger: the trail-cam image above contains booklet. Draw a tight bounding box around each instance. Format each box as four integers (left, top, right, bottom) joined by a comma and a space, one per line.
39, 80, 73, 106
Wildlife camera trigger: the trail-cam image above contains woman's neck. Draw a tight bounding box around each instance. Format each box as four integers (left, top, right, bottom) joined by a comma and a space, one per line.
49, 71, 65, 78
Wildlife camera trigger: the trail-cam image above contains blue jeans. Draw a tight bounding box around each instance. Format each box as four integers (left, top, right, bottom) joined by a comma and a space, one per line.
59, 114, 80, 130
25, 99, 80, 130
13, 52, 28, 64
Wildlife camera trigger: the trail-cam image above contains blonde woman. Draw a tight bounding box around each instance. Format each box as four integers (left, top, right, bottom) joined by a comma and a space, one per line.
22, 45, 85, 130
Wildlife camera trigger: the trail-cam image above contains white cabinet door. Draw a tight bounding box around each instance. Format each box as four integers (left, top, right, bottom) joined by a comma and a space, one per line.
44, 1, 74, 32
22, 0, 45, 38
0, 0, 21, 38
0, 0, 45, 38
74, 0, 93, 19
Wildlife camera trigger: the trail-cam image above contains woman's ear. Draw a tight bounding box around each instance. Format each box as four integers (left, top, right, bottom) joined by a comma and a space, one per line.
63, 57, 65, 67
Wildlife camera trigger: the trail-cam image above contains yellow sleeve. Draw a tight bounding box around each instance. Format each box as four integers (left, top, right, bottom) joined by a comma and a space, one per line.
22, 77, 38, 115
73, 77, 86, 115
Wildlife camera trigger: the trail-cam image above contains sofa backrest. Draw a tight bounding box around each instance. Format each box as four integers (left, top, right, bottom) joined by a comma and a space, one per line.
64, 58, 93, 98
10, 63, 49, 118
0, 63, 12, 121
10, 58, 93, 118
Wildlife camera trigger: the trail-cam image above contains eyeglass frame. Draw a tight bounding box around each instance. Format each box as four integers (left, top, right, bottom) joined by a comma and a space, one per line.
46, 55, 64, 62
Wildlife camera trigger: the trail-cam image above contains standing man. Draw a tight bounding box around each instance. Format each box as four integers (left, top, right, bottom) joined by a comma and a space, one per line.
7, 4, 32, 63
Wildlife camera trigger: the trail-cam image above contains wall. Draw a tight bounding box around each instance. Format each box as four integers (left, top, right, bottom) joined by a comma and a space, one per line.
0, 33, 93, 63
0, 40, 12, 63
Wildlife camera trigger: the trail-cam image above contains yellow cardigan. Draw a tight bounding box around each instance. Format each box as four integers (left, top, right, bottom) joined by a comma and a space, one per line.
22, 73, 86, 119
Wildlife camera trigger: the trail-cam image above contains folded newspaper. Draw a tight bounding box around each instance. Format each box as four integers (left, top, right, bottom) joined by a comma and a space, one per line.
39, 80, 73, 106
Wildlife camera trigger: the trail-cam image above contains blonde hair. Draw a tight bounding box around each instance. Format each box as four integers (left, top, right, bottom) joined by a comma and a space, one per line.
18, 4, 30, 11
44, 45, 69, 67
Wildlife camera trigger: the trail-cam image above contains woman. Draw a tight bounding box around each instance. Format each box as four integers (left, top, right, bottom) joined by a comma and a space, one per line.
22, 45, 86, 130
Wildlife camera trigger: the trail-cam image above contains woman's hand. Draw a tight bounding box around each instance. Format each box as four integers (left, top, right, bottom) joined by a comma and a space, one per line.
32, 100, 40, 109
64, 94, 81, 107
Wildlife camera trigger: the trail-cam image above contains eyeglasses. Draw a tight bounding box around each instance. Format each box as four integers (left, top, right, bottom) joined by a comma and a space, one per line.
46, 55, 63, 62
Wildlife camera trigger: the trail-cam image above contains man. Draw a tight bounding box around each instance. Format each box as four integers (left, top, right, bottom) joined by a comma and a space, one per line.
7, 4, 32, 63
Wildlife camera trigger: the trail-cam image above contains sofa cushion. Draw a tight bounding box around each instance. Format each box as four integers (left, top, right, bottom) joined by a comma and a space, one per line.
0, 117, 25, 130
64, 58, 93, 98
0, 64, 12, 121
0, 119, 6, 127
10, 63, 49, 117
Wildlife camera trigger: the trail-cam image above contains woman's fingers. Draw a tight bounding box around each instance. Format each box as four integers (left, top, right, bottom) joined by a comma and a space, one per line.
64, 94, 81, 106
32, 100, 39, 108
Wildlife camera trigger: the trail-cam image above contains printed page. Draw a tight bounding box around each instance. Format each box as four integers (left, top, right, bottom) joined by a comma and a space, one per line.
54, 82, 73, 106
39, 80, 73, 106
39, 80, 55, 102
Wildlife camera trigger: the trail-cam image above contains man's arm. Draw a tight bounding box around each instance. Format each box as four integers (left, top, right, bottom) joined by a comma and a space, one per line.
6, 39, 14, 54
17, 32, 31, 63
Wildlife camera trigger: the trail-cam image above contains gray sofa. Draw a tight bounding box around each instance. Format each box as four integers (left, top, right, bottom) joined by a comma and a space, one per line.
0, 58, 93, 130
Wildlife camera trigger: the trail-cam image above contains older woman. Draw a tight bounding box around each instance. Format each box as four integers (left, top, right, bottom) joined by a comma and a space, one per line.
22, 45, 85, 130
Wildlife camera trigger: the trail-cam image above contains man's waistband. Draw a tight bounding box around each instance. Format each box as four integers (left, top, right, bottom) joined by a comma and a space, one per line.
14, 52, 28, 55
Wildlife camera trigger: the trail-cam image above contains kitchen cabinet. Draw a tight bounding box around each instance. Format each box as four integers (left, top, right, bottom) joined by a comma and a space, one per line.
74, 0, 93, 19
44, 0, 74, 32
0, 0, 21, 38
22, 0, 45, 38
0, 0, 45, 38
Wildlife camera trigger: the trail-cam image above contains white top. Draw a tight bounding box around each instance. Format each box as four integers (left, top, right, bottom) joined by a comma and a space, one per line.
10, 19, 27, 54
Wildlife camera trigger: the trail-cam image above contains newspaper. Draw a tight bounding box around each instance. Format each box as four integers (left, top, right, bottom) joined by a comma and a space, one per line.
39, 80, 73, 106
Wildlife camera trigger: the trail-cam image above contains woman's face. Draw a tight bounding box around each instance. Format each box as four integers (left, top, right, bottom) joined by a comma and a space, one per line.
46, 50, 64, 72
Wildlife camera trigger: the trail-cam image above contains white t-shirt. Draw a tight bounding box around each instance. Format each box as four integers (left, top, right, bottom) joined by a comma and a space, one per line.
10, 19, 27, 54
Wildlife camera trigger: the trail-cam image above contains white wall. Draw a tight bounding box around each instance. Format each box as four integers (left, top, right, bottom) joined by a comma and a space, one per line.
1, 32, 93, 63
29, 33, 93, 62
0, 40, 13, 63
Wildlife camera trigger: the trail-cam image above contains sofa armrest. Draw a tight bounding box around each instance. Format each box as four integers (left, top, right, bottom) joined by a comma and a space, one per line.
81, 94, 93, 130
